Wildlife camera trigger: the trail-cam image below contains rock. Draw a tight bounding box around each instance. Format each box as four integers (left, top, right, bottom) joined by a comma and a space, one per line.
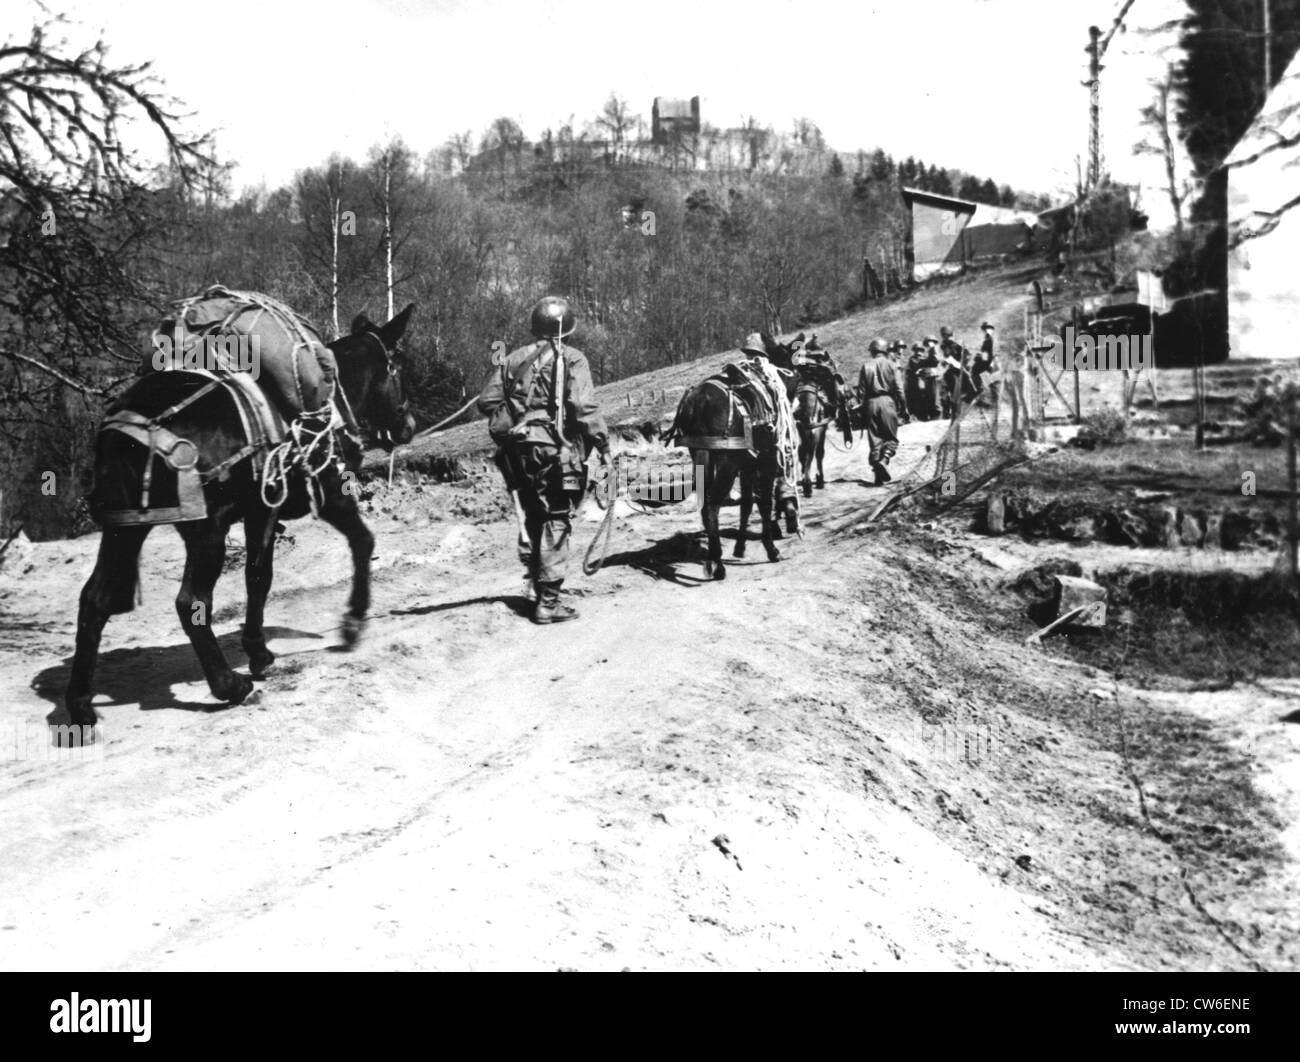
1204, 514, 1223, 550
1178, 511, 1205, 547
1057, 514, 1099, 542
1159, 505, 1180, 548
1220, 511, 1255, 551
1014, 854, 1033, 870
986, 494, 1006, 535
1053, 575, 1107, 626
1110, 507, 1151, 547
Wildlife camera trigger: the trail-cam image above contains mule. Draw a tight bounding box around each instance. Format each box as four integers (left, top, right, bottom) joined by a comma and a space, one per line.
668, 333, 802, 580
793, 362, 843, 497
61, 305, 416, 727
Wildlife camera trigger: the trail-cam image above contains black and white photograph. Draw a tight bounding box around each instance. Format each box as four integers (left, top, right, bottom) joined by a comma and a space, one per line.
0, 0, 1297, 1010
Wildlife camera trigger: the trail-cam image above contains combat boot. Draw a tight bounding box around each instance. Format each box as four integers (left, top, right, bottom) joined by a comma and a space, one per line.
532, 581, 577, 625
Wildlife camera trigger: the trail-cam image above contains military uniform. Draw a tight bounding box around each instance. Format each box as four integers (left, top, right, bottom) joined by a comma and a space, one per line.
915, 338, 944, 421
939, 332, 976, 418
857, 341, 908, 484
478, 303, 608, 623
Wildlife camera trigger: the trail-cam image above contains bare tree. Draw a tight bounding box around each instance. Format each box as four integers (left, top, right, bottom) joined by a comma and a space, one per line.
297, 156, 362, 337
596, 92, 639, 164
448, 129, 474, 174
482, 116, 526, 193
1136, 71, 1195, 241
0, 13, 217, 393
367, 140, 419, 321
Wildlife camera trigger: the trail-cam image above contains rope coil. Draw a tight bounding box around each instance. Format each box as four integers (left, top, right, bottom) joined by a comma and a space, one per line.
259, 406, 339, 511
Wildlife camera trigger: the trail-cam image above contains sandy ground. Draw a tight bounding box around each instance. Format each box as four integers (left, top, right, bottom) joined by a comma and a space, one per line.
2, 409, 1297, 972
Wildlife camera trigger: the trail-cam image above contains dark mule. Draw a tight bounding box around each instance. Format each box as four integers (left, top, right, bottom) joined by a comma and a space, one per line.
668, 333, 802, 581
336, 307, 417, 450
793, 363, 843, 497
62, 305, 416, 727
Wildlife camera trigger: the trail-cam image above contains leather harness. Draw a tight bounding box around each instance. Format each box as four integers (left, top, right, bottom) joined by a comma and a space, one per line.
676, 378, 756, 452
99, 369, 288, 526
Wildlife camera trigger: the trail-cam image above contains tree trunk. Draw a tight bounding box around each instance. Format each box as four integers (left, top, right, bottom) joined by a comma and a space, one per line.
383, 152, 394, 321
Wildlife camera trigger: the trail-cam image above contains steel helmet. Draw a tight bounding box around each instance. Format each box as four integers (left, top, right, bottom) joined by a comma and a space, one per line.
530, 296, 576, 340
940, 326, 953, 338
868, 339, 886, 354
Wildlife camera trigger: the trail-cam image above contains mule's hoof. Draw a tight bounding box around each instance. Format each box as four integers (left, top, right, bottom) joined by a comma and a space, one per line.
62, 698, 98, 729
765, 546, 782, 563
815, 480, 825, 490
341, 614, 366, 648
732, 542, 747, 559
802, 483, 812, 498
247, 651, 275, 680
704, 560, 726, 581
216, 672, 255, 706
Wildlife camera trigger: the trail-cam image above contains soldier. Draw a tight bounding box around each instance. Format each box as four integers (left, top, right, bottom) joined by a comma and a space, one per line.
920, 335, 944, 421
478, 296, 609, 624
904, 343, 926, 420
738, 332, 801, 513
974, 320, 1002, 421
939, 325, 976, 418
857, 338, 909, 485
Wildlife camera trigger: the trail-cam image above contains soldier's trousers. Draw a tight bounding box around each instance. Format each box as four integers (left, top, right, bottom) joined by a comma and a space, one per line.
513, 443, 583, 586
865, 397, 900, 466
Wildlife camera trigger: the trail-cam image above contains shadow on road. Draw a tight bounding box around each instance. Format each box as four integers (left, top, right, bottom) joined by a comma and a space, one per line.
32, 625, 322, 721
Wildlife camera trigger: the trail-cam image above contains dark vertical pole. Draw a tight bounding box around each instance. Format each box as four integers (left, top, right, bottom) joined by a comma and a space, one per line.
1264, 0, 1273, 96
1288, 397, 1297, 581
1087, 25, 1102, 192
1072, 305, 1082, 423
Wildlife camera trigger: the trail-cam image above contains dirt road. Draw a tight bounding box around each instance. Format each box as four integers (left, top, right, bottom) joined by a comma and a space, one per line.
1, 414, 1295, 971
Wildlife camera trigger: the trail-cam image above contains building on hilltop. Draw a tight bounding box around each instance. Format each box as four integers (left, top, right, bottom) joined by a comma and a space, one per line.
652, 97, 701, 145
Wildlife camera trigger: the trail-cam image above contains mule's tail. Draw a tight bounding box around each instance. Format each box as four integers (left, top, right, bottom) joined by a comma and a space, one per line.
663, 385, 699, 448
87, 430, 148, 614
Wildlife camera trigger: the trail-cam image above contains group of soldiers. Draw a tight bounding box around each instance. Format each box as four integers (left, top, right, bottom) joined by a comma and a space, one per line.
883, 322, 1003, 423
475, 297, 1011, 626
817, 322, 1005, 486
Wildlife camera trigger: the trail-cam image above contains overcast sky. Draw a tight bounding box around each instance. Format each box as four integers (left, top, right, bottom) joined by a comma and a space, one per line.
10, 0, 1201, 227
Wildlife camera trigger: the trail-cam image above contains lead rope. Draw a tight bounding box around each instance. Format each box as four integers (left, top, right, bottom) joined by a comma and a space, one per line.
582, 452, 621, 576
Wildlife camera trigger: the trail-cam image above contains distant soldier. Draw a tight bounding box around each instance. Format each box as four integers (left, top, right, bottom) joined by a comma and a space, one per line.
939, 325, 976, 418
857, 338, 909, 485
478, 296, 609, 624
973, 320, 1003, 427
919, 335, 944, 421
974, 322, 1000, 396
905, 343, 926, 420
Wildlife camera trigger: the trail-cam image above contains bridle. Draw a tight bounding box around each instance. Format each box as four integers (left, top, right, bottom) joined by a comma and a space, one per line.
353, 327, 408, 413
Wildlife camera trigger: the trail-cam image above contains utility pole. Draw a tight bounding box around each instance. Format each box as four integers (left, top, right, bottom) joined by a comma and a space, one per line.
1263, 0, 1272, 96
1086, 25, 1102, 192
1083, 0, 1139, 195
